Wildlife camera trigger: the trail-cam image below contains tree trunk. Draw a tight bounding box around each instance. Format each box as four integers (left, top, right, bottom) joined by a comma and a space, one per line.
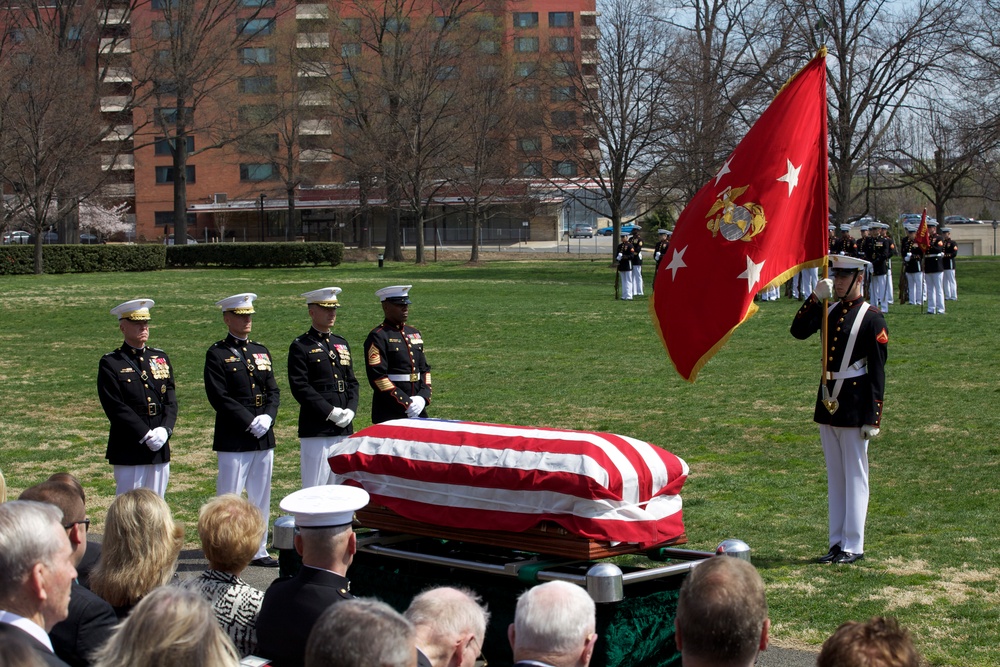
173, 111, 190, 245
286, 187, 295, 241
470, 205, 481, 262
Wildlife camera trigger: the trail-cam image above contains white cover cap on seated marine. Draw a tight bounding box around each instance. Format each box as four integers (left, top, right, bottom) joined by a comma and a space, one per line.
302, 287, 342, 308
111, 298, 154, 321
280, 484, 370, 528
216, 292, 257, 314
376, 285, 412, 304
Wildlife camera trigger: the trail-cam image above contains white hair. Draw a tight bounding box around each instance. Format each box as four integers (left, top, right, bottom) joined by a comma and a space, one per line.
0, 501, 65, 600
405, 586, 490, 644
514, 581, 596, 654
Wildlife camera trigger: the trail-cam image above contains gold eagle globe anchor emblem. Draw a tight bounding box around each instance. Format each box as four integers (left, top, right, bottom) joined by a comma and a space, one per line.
706, 185, 767, 242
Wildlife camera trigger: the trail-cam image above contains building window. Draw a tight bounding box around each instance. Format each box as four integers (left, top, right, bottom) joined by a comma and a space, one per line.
519, 137, 541, 152
240, 163, 276, 181
516, 86, 539, 101
515, 62, 537, 78
239, 0, 274, 6
552, 135, 575, 150
551, 62, 576, 78
479, 40, 499, 54
154, 49, 172, 64
551, 86, 575, 101
550, 37, 573, 52
513, 12, 538, 28
154, 79, 178, 96
551, 111, 576, 128
432, 16, 451, 30
519, 161, 543, 177
549, 12, 574, 27
237, 18, 275, 36
238, 105, 276, 124
341, 42, 361, 57
553, 160, 577, 176
383, 17, 410, 33
239, 47, 275, 64
474, 15, 498, 30
151, 0, 178, 9
152, 20, 180, 40
436, 65, 457, 80
154, 212, 196, 226
238, 76, 277, 94
155, 107, 193, 125
341, 18, 361, 32
155, 165, 196, 184
514, 37, 538, 52
154, 136, 195, 155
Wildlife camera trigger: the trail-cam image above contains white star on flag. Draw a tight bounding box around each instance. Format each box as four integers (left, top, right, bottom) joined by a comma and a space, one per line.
714, 157, 733, 185
738, 255, 766, 293
777, 159, 801, 196
666, 246, 688, 280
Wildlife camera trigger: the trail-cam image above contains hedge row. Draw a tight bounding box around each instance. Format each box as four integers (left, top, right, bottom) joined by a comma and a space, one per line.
0, 245, 167, 275
166, 242, 343, 268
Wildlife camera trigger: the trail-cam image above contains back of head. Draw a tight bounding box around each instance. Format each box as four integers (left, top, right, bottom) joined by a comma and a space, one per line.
19, 481, 85, 526
46, 473, 86, 503
197, 494, 265, 573
91, 586, 240, 667
299, 524, 353, 570
89, 488, 183, 607
305, 598, 415, 667
512, 580, 596, 656
405, 586, 490, 664
0, 501, 64, 603
675, 557, 768, 667
817, 617, 920, 667
0, 623, 48, 667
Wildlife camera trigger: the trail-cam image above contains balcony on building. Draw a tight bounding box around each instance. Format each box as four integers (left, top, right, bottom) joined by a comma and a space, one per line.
581, 52, 599, 65
299, 148, 333, 162
103, 124, 135, 141
101, 154, 135, 171
103, 182, 137, 197
297, 33, 331, 49
299, 91, 331, 106
100, 96, 131, 112
100, 8, 130, 25
299, 62, 333, 77
99, 37, 131, 54
102, 67, 133, 83
299, 119, 332, 135
296, 4, 329, 20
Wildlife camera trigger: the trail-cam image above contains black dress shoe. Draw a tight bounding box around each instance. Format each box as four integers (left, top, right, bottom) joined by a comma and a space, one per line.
833, 551, 864, 564
251, 556, 279, 568
816, 544, 842, 563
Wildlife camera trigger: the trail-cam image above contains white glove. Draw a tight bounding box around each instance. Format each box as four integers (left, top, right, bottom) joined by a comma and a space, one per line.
249, 414, 273, 439
334, 408, 355, 428
904, 253, 912, 262
406, 396, 426, 418
327, 407, 345, 423
141, 429, 156, 447
149, 426, 169, 451
654, 252, 661, 261
615, 253, 622, 261
637, 252, 643, 261
813, 278, 835, 301
861, 425, 881, 439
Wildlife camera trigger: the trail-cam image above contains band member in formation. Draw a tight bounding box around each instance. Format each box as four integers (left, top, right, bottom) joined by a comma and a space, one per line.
653, 229, 671, 283
365, 285, 432, 424
616, 231, 635, 300
204, 293, 280, 567
288, 288, 360, 488
791, 255, 888, 566
940, 226, 959, 301
901, 226, 924, 305
869, 223, 895, 313
98, 299, 177, 497
923, 220, 946, 315
830, 224, 857, 256
629, 228, 645, 296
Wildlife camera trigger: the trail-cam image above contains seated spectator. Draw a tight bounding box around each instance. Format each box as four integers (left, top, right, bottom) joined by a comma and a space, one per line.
404, 587, 490, 667
45, 474, 100, 588
817, 616, 920, 667
19, 481, 117, 667
90, 586, 240, 667
508, 580, 597, 667
305, 598, 416, 667
0, 500, 78, 667
181, 494, 265, 656
674, 556, 769, 667
88, 488, 183, 619
0, 624, 48, 667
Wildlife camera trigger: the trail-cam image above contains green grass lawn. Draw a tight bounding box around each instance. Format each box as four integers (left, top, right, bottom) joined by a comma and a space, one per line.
1, 257, 999, 664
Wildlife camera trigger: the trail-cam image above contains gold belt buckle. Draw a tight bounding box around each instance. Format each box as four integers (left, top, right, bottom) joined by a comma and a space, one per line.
255, 395, 264, 407
147, 404, 158, 416
337, 380, 345, 392
410, 373, 418, 382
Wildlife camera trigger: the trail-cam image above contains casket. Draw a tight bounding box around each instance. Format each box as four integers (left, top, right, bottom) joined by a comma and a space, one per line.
329, 418, 689, 558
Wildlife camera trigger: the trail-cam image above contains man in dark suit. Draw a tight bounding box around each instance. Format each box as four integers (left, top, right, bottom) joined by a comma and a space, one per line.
0, 501, 79, 667
205, 292, 281, 567
97, 298, 177, 497
19, 482, 116, 667
288, 287, 360, 487
255, 485, 370, 667
508, 581, 597, 667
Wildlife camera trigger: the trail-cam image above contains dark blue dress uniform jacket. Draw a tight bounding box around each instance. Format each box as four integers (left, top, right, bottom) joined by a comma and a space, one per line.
287, 328, 359, 438
204, 334, 280, 452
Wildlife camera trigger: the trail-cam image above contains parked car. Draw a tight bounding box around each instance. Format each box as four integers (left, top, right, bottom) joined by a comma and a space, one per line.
35, 231, 59, 244
943, 215, 982, 225
596, 224, 640, 236
80, 233, 99, 244
569, 224, 594, 238
165, 234, 199, 245
2, 230, 30, 244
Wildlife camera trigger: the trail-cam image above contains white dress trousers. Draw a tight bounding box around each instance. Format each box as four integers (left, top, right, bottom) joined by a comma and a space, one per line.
871, 274, 890, 313
114, 463, 169, 498
300, 436, 349, 488
619, 269, 634, 300
906, 272, 923, 305
925, 272, 945, 314
631, 264, 644, 296
819, 424, 869, 554
217, 450, 274, 559
944, 269, 957, 300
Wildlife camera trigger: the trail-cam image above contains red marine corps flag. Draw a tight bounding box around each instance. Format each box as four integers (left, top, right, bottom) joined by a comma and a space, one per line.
914, 207, 931, 251
651, 49, 830, 382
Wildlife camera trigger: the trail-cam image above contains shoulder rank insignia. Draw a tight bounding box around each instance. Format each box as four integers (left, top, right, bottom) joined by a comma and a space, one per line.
876, 328, 888, 344
367, 344, 381, 366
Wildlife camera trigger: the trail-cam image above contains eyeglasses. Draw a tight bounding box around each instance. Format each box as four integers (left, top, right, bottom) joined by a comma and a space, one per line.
64, 519, 90, 531
469, 636, 487, 667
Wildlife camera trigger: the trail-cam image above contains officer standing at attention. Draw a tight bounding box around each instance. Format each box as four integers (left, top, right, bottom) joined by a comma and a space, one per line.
941, 227, 959, 301
830, 224, 857, 256
98, 299, 177, 497
616, 231, 635, 300
288, 287, 360, 487
629, 227, 645, 296
204, 293, 280, 567
653, 229, 671, 280
791, 256, 888, 565
869, 223, 895, 313
901, 226, 923, 305
365, 285, 432, 424
923, 220, 946, 315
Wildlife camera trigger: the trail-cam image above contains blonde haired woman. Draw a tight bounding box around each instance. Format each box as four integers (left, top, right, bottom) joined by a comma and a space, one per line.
92, 586, 240, 667
182, 494, 266, 656
89, 488, 183, 618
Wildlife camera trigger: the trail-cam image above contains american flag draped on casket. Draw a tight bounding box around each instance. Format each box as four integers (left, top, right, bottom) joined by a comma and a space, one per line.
329, 419, 689, 548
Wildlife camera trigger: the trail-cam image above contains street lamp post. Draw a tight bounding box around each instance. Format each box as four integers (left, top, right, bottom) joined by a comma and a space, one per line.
992, 219, 998, 256
258, 193, 267, 242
